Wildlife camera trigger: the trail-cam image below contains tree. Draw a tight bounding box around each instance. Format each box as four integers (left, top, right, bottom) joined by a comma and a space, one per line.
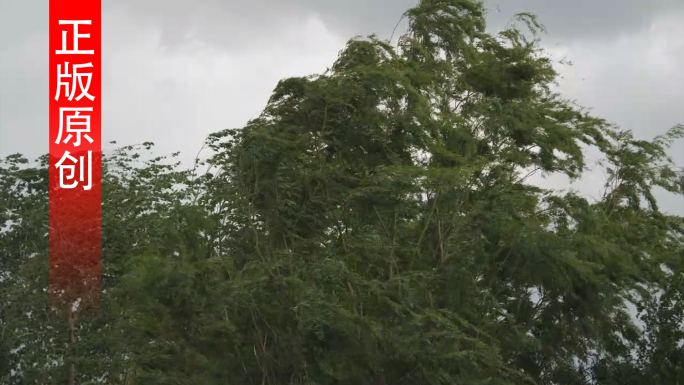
1, 144, 202, 384
1, 0, 682, 384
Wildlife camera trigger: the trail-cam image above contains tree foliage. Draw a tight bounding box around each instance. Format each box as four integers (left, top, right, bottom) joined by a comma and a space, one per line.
1, 1, 683, 384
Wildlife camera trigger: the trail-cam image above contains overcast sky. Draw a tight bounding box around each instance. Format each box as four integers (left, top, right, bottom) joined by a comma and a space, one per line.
1, 0, 682, 214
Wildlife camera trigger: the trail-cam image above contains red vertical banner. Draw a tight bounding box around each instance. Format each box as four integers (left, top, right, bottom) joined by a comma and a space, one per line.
49, 0, 102, 315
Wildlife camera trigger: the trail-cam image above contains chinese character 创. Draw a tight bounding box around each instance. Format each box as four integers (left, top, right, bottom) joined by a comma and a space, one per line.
55, 150, 92, 190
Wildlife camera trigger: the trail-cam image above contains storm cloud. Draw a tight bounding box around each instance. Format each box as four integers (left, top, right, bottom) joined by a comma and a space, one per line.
1, 0, 682, 213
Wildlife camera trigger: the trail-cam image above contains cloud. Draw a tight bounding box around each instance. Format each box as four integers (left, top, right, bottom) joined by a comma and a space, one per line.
0, 32, 49, 158
484, 0, 684, 43
537, 11, 684, 214
113, 0, 417, 51
0, 0, 48, 158
1, 0, 682, 214
100, 8, 345, 166
112, 0, 684, 50
1, 3, 345, 163
0, 0, 48, 48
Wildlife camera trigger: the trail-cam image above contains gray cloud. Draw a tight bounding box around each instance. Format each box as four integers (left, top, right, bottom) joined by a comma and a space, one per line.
0, 0, 48, 158
484, 0, 684, 42
1, 0, 682, 214
112, 0, 684, 50
1, 3, 344, 162
0, 0, 48, 47
113, 0, 416, 51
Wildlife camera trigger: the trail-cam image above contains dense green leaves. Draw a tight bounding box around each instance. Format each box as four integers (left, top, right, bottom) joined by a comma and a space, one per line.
2, 1, 683, 384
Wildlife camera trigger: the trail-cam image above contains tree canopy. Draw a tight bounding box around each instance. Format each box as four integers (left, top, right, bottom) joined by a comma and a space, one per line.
1, 0, 683, 384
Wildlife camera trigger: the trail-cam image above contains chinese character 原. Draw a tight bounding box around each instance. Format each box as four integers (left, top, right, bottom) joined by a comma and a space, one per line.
56, 107, 94, 147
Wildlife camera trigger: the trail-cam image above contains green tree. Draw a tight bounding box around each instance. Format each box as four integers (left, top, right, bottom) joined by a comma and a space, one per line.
1, 0, 683, 384
1, 144, 203, 384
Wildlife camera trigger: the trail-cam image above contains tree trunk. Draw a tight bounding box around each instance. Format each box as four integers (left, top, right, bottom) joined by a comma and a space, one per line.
67, 303, 77, 385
